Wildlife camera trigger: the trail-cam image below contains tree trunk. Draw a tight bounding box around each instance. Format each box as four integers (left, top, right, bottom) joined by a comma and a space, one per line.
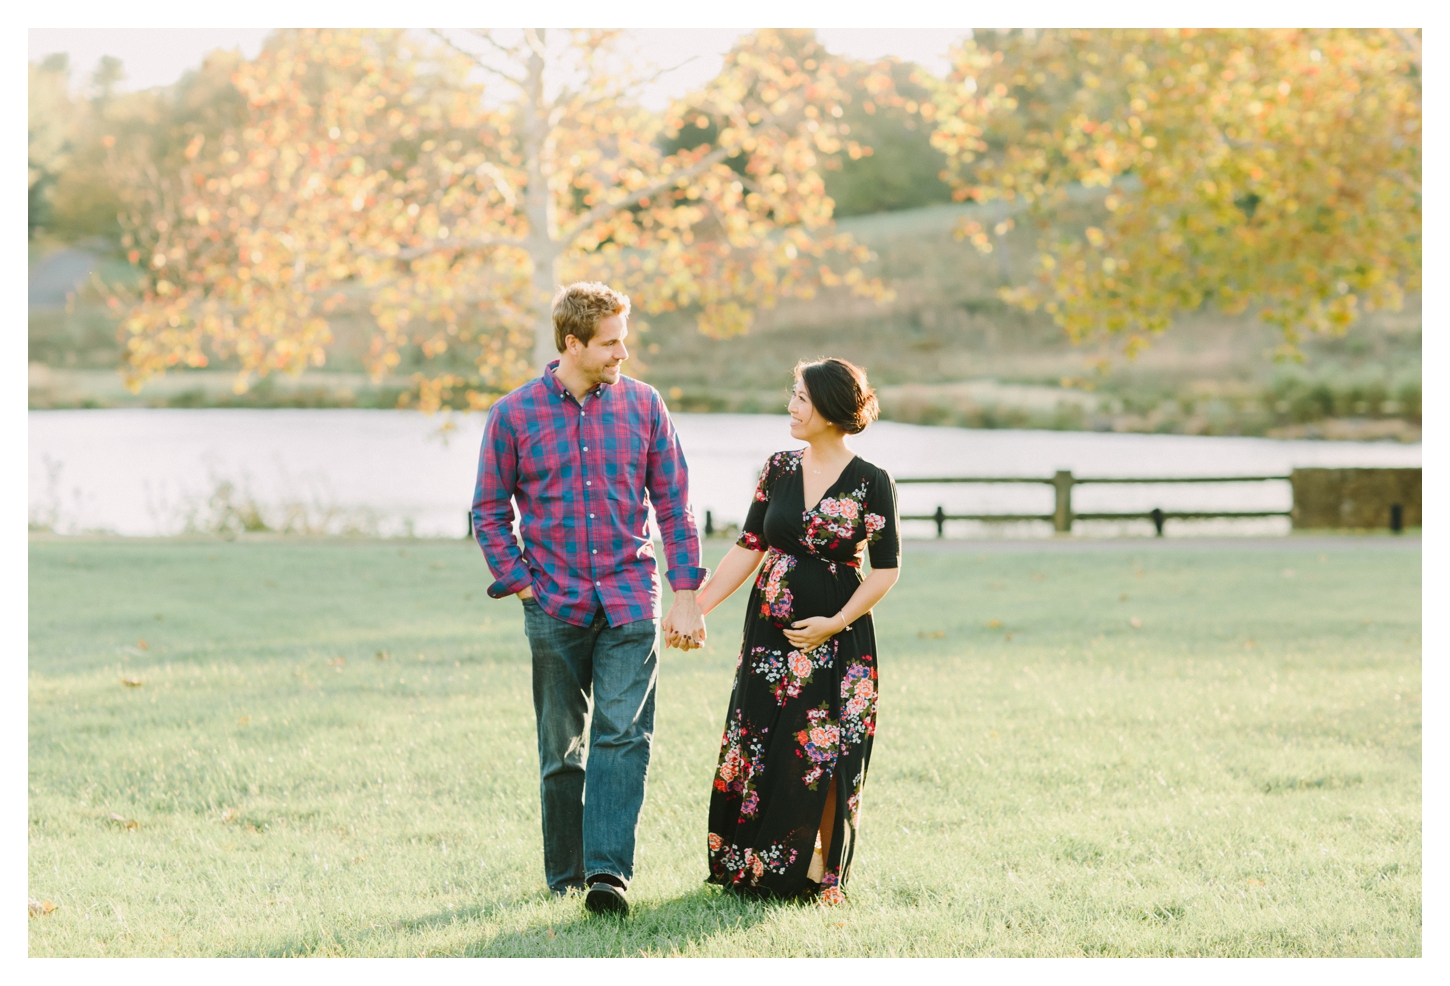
519, 29, 562, 371
531, 250, 562, 370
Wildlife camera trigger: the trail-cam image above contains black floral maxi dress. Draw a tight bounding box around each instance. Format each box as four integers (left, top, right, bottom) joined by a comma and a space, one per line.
706, 450, 900, 902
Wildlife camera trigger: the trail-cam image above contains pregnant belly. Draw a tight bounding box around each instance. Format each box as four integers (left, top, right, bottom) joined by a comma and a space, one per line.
755, 549, 857, 628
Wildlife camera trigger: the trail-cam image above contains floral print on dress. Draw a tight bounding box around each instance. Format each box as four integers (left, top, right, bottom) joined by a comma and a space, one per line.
756, 548, 796, 624
865, 512, 886, 541
846, 767, 864, 826
750, 640, 837, 706
795, 703, 841, 790
801, 478, 871, 555
709, 451, 898, 901
838, 656, 878, 756
710, 838, 801, 888
714, 710, 768, 817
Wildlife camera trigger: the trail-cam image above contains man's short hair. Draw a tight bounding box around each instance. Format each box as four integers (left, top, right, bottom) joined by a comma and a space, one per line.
552, 282, 631, 351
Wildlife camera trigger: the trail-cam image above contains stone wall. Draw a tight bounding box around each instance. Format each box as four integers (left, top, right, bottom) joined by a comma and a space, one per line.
1290, 468, 1421, 530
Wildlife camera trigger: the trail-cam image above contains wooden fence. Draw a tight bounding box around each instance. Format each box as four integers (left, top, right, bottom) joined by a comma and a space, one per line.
896, 468, 1420, 537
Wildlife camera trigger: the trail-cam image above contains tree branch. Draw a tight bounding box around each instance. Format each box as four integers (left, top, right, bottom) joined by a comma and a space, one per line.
554, 93, 807, 248
556, 144, 738, 248
360, 233, 530, 261
399, 234, 529, 259
428, 29, 527, 88
472, 28, 526, 61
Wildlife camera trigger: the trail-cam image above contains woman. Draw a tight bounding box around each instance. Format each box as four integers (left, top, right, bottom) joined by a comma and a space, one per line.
694, 357, 900, 905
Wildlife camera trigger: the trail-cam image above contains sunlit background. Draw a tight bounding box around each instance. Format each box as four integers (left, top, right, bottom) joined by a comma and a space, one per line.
28, 27, 1420, 539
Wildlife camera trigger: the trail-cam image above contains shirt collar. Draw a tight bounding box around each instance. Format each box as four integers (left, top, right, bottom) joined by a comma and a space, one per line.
544, 359, 612, 402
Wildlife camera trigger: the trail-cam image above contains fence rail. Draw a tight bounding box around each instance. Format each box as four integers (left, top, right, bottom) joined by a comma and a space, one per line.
896, 470, 1293, 536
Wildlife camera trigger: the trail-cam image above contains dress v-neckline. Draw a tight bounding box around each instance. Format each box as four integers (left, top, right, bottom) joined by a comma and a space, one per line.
798, 451, 859, 513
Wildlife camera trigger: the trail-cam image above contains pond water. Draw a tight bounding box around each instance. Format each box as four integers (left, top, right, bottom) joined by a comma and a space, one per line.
28, 409, 1422, 539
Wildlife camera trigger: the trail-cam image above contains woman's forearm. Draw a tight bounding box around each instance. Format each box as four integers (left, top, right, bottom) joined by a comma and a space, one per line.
696, 545, 766, 615
837, 567, 900, 628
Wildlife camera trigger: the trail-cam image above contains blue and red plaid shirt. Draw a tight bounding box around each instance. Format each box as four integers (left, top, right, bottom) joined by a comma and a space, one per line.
472, 360, 707, 628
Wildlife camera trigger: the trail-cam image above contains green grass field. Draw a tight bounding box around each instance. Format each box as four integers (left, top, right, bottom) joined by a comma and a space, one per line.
28, 536, 1420, 956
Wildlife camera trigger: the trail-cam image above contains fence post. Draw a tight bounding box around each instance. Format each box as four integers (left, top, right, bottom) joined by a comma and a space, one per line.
933, 505, 946, 538
1052, 470, 1074, 533
705, 510, 714, 537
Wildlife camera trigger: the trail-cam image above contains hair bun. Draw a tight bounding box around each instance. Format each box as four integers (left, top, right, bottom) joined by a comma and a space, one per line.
794, 357, 878, 434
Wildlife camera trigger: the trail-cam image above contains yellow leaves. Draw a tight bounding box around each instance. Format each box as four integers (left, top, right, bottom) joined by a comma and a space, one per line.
930, 28, 1418, 356
104, 29, 888, 405
1084, 226, 1106, 247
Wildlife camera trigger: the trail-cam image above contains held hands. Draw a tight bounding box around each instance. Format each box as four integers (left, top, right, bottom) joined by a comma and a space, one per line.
783, 613, 848, 652
663, 590, 706, 651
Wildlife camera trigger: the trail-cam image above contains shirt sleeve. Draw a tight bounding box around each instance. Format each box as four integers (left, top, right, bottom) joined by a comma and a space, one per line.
645, 391, 707, 591
473, 403, 535, 598
865, 464, 900, 570
736, 453, 776, 553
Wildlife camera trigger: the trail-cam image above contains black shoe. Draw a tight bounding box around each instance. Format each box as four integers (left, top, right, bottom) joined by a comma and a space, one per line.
584, 880, 629, 917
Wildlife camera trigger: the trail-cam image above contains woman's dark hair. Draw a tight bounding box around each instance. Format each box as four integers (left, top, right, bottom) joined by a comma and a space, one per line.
794, 357, 879, 435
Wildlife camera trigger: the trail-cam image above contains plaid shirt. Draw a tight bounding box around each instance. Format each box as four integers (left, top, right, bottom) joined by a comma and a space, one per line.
472, 360, 706, 628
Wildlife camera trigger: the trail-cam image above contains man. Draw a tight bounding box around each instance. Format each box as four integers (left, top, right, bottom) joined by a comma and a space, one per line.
471, 281, 707, 917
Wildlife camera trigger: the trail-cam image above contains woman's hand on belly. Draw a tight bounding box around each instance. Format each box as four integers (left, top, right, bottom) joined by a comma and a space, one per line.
783, 614, 846, 652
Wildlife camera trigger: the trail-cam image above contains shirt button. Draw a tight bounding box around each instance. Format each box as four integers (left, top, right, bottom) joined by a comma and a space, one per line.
595, 581, 601, 587
592, 549, 597, 554
589, 513, 595, 518
586, 481, 592, 486
582, 446, 588, 451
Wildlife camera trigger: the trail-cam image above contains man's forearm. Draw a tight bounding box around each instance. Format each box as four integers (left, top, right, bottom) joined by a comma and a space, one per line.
476, 506, 532, 596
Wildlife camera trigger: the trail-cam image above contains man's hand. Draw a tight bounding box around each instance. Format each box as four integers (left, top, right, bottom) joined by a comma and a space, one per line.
517, 586, 533, 600
663, 590, 706, 651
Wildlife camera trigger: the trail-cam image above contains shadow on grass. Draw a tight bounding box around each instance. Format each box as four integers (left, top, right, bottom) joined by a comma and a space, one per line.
233, 884, 781, 958
465, 884, 780, 957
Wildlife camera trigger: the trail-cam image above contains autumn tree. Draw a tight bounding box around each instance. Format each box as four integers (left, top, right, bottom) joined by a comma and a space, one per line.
928, 29, 1421, 360
106, 28, 889, 410
29, 54, 75, 240
823, 57, 953, 217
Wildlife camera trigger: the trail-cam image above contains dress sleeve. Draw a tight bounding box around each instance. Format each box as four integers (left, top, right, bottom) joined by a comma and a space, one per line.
864, 464, 900, 570
736, 453, 778, 552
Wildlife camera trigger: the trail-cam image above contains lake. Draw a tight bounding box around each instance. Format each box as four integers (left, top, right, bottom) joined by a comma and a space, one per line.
28, 409, 1422, 539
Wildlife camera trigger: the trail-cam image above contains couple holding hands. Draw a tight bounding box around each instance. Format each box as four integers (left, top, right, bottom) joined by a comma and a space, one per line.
472, 282, 900, 916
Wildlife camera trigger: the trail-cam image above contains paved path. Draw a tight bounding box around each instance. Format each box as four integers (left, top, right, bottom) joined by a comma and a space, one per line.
901, 535, 1421, 554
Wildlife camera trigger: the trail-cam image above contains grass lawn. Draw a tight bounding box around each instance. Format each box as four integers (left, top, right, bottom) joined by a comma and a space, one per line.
28, 535, 1420, 956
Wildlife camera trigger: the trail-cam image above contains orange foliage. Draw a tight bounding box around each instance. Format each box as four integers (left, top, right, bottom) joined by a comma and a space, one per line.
106, 28, 891, 411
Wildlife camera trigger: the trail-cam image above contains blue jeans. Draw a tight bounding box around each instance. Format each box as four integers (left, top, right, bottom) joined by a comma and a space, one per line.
522, 598, 658, 894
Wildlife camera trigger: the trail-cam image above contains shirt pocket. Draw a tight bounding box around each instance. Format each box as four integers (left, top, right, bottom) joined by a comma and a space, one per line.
599, 431, 647, 496
516, 425, 574, 492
